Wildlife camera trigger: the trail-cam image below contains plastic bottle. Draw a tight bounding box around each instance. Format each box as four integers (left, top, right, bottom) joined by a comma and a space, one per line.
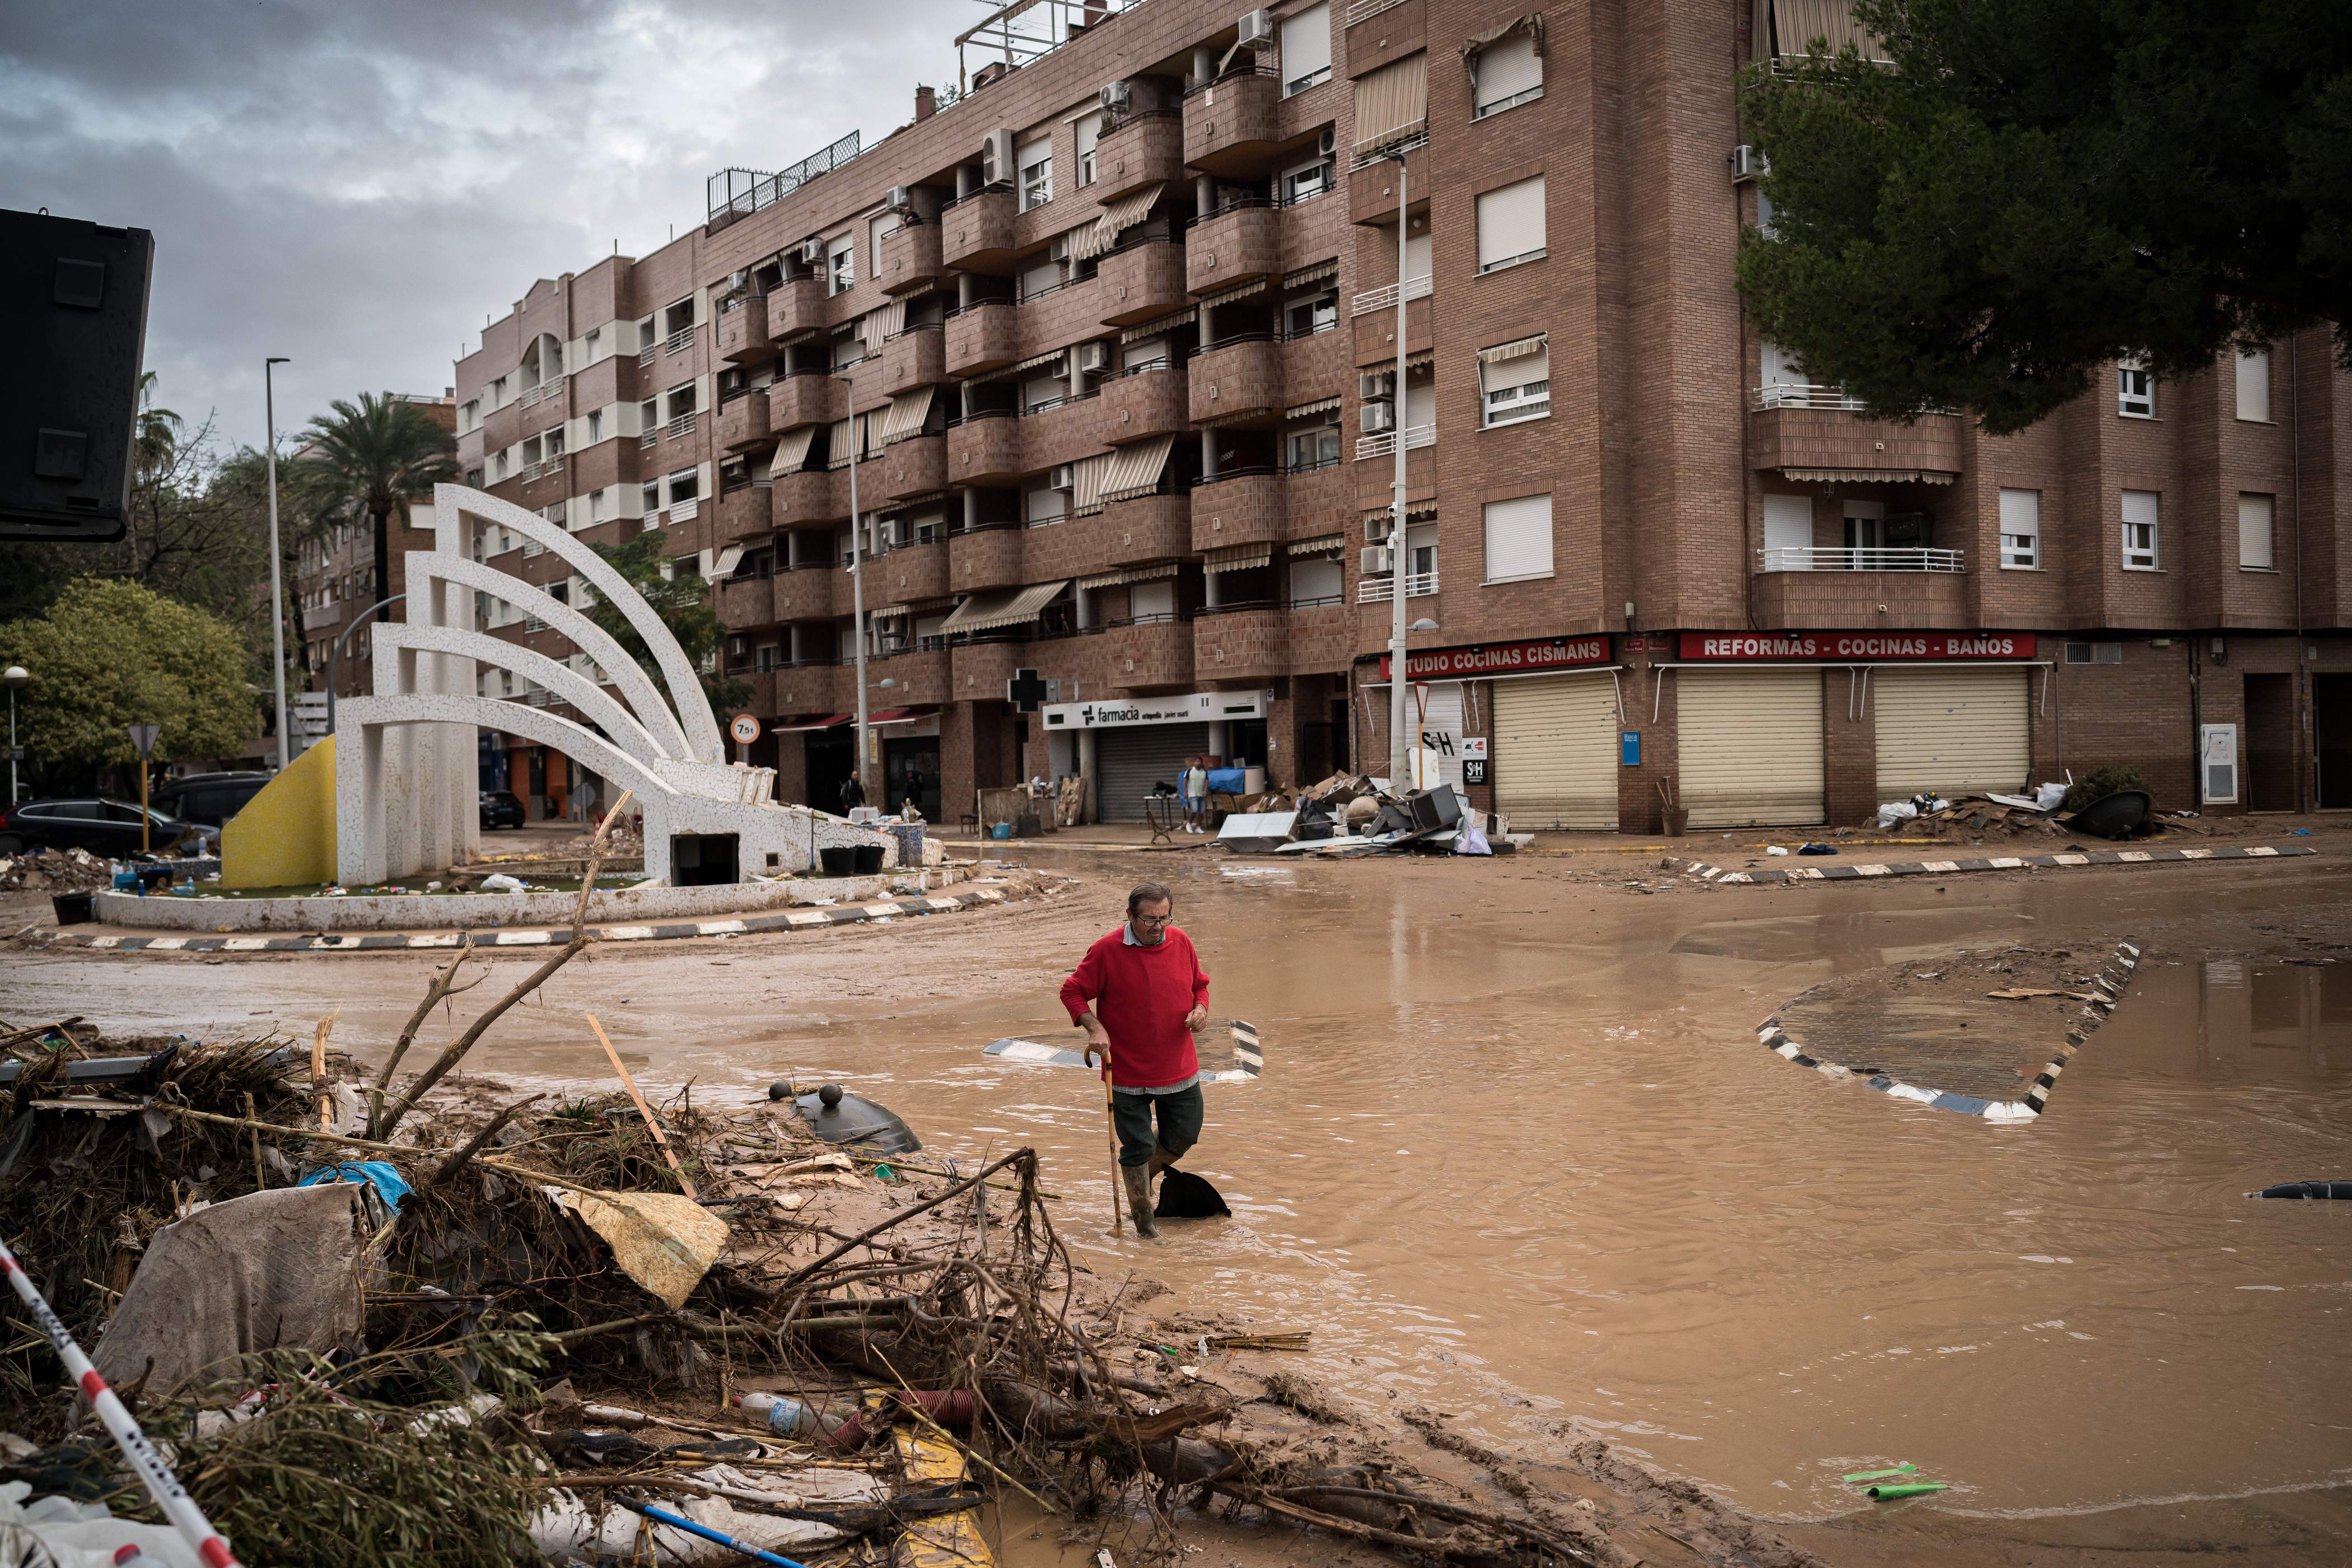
729, 1391, 839, 1440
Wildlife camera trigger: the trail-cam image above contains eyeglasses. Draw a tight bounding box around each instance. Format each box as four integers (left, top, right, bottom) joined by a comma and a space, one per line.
1131, 912, 1170, 927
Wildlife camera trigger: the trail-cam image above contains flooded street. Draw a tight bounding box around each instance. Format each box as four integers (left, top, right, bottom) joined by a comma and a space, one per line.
8, 852, 2350, 1558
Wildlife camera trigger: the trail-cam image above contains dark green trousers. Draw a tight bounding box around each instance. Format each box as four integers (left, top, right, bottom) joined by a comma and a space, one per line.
1111, 1082, 1203, 1168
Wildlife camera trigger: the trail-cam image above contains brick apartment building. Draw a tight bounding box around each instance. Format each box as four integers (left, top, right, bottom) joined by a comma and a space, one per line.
446, 0, 2352, 833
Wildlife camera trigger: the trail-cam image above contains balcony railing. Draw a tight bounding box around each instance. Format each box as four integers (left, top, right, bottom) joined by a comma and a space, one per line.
1355, 422, 1434, 460
666, 411, 698, 438
1346, 0, 1409, 22
640, 431, 658, 449
518, 381, 558, 408
666, 325, 696, 354
637, 343, 657, 366
1754, 382, 1865, 411
1757, 547, 1966, 573
1357, 570, 1439, 602
1351, 273, 1431, 316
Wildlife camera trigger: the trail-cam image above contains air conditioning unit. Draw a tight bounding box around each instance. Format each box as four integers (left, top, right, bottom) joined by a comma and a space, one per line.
1077, 340, 1111, 373
1359, 369, 1394, 400
1318, 127, 1336, 157
1728, 144, 1768, 183
1360, 545, 1393, 576
1048, 232, 1071, 262
726, 269, 751, 293
1360, 401, 1396, 435
1237, 8, 1275, 46
981, 128, 1016, 186
1100, 80, 1131, 115
799, 236, 827, 265
1049, 464, 1075, 489
886, 185, 913, 212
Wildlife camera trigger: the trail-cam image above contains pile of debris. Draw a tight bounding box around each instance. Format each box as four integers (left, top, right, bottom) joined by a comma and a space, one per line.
1874, 790, 2186, 844
1217, 774, 1534, 858
0, 848, 113, 893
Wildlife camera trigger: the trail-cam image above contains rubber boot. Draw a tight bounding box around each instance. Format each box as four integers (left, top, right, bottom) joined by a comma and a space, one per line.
1121, 1163, 1159, 1237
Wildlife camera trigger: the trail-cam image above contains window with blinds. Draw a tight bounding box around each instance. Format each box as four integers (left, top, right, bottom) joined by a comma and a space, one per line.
1473, 33, 1543, 116
1483, 493, 1553, 582
1019, 137, 1053, 210
2236, 346, 2271, 422
1074, 110, 1102, 185
1352, 53, 1428, 156
1479, 338, 1549, 427
1476, 176, 1546, 272
1999, 487, 2040, 570
1281, 2, 1331, 95
2239, 493, 2275, 568
871, 211, 900, 275
2121, 488, 2160, 570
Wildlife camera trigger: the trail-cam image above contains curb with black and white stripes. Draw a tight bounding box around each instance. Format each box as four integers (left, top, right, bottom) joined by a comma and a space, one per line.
1756, 939, 2141, 1122
22, 885, 1014, 956
1670, 842, 2313, 885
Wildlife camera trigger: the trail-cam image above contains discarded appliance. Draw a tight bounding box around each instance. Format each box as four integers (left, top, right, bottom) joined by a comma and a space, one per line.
767, 1081, 922, 1155
2062, 788, 2152, 840
1216, 811, 1298, 854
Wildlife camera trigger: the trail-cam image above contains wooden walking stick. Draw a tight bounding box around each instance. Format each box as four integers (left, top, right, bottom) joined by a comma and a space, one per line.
1098, 1041, 1126, 1236
587, 1012, 697, 1200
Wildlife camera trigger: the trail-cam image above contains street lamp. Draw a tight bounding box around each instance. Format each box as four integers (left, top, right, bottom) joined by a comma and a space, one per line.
1385, 147, 1416, 790
3, 665, 25, 805
264, 356, 292, 772
835, 371, 872, 804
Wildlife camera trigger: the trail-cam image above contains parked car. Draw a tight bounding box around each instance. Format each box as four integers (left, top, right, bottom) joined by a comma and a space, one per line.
151, 771, 272, 829
0, 798, 192, 857
479, 790, 528, 829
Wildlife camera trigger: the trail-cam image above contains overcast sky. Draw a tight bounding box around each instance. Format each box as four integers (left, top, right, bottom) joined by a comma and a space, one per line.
1, 0, 986, 454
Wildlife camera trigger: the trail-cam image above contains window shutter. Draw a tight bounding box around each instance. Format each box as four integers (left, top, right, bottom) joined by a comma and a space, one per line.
1474, 33, 1542, 110
1281, 2, 1331, 89
1762, 494, 1812, 564
1476, 176, 1546, 268
1478, 342, 1548, 394
871, 211, 901, 274
2238, 493, 2275, 568
1074, 112, 1101, 159
1998, 487, 2040, 564
1403, 230, 1431, 283
2236, 347, 2271, 422
1352, 53, 1429, 151
1483, 493, 1553, 582
1403, 378, 1435, 430
2121, 489, 2158, 528
1760, 339, 1800, 388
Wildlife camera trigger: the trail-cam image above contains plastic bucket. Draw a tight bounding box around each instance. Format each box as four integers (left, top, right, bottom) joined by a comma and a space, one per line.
819, 846, 856, 877
853, 843, 885, 874
50, 893, 95, 926
991, 822, 1013, 841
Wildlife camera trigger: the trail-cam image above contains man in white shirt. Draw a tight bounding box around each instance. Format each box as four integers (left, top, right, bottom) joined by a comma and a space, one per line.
1182, 758, 1209, 834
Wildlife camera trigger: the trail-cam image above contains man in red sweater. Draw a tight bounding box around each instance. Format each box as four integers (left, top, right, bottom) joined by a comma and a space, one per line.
1058, 880, 1210, 1237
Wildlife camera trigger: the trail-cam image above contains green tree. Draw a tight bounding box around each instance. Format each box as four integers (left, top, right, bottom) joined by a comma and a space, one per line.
1736, 0, 2352, 434
0, 579, 256, 795
298, 393, 457, 624
585, 534, 750, 716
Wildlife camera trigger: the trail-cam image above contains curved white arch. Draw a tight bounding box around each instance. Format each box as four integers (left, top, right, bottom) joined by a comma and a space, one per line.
345, 694, 680, 806
431, 484, 724, 760
371, 623, 668, 768
407, 554, 692, 760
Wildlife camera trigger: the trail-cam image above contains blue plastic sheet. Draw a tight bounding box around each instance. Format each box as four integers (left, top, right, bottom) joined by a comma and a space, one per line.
1206, 767, 1248, 794
297, 1160, 412, 1211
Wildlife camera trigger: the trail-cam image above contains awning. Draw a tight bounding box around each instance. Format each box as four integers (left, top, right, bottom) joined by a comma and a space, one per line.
866, 708, 923, 726
1460, 12, 1545, 78
1477, 333, 1547, 362
1099, 434, 1175, 501
1074, 183, 1165, 259
1404, 348, 1434, 371
971, 346, 1069, 384
1765, 0, 1891, 62
938, 578, 1070, 635
772, 712, 851, 733
877, 386, 936, 445
1070, 452, 1113, 514
1780, 466, 1957, 485
1364, 498, 1438, 523
1119, 306, 1195, 344
1282, 259, 1338, 290
1196, 276, 1267, 309
866, 298, 907, 343
1289, 533, 1346, 554
1353, 52, 1429, 151
1203, 543, 1272, 572
1285, 395, 1341, 419
1078, 560, 1180, 590
771, 425, 818, 471
869, 603, 909, 620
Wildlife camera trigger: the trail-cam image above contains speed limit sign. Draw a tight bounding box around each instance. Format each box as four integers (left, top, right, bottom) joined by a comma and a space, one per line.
728, 713, 761, 746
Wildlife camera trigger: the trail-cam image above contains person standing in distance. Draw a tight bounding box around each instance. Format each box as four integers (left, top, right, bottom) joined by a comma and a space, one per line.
1058, 881, 1209, 1237
838, 769, 866, 815
1182, 756, 1210, 834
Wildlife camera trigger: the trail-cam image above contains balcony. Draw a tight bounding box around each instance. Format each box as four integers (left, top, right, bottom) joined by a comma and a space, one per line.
1187, 204, 1282, 296
1357, 569, 1438, 602
771, 466, 845, 524
716, 389, 772, 451
1758, 547, 1965, 574
1345, 0, 1426, 80
1018, 392, 1107, 474
1351, 287, 1431, 365
772, 563, 848, 623
1288, 599, 1351, 673
1191, 337, 1284, 424
878, 433, 947, 501
945, 300, 1020, 377
1748, 389, 1965, 479
1100, 362, 1188, 441
1751, 561, 1970, 629
1101, 492, 1192, 565
769, 277, 827, 343
715, 482, 773, 540
1104, 617, 1195, 691
716, 296, 772, 363
950, 524, 1024, 594
1286, 460, 1346, 539
1095, 112, 1184, 201
716, 573, 774, 631
1355, 421, 1433, 461
768, 372, 842, 432
1183, 66, 1282, 177
769, 660, 849, 716
1096, 240, 1187, 327
941, 188, 1019, 272
875, 538, 949, 603
302, 601, 343, 634
949, 637, 1032, 702
880, 325, 945, 395
1349, 138, 1428, 225
1194, 605, 1290, 682
879, 221, 946, 295
1189, 470, 1284, 551
949, 410, 1023, 484
870, 647, 951, 707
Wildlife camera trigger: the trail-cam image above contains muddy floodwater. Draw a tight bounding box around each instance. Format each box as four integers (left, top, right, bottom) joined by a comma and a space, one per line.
9, 853, 2351, 1560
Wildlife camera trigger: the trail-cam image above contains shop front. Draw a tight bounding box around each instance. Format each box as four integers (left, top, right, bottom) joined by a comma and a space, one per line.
1365, 637, 1621, 827
1040, 690, 1268, 822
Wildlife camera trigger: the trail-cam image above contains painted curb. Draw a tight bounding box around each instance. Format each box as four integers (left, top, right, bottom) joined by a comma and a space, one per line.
22, 886, 1014, 956
1669, 842, 2314, 885
1756, 939, 2141, 1122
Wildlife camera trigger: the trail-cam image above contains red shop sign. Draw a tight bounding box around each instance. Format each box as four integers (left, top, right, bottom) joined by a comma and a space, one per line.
1677, 632, 2038, 661
1379, 636, 1612, 682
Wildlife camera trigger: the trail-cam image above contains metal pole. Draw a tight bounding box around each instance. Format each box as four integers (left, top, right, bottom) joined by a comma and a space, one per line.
6, 685, 17, 806
839, 374, 871, 805
326, 593, 405, 736
1387, 153, 1412, 788
264, 357, 292, 772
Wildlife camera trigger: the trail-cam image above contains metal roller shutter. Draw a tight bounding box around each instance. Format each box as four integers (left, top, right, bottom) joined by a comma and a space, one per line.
1679, 669, 1824, 827
1405, 682, 1465, 792
1094, 723, 1211, 822
1873, 668, 2029, 799
1492, 675, 1619, 829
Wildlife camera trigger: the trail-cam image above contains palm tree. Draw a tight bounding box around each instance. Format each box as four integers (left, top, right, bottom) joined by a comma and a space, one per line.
299, 393, 458, 625
134, 370, 183, 480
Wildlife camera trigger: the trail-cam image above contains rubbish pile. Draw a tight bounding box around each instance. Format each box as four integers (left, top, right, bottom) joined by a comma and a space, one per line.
1873, 785, 2174, 843
0, 848, 114, 893
1217, 774, 1532, 858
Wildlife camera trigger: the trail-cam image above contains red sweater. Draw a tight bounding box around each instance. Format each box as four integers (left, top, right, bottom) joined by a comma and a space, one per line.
1059, 925, 1211, 1089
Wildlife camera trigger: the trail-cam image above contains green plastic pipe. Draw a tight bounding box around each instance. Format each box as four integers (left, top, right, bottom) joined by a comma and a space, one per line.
1867, 1482, 1948, 1500
1842, 1464, 1916, 1483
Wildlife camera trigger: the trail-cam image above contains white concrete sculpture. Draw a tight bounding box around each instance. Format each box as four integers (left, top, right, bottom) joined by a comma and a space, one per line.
336, 484, 869, 885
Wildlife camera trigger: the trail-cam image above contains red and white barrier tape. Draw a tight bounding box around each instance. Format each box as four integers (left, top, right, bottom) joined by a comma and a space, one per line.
0, 1234, 241, 1567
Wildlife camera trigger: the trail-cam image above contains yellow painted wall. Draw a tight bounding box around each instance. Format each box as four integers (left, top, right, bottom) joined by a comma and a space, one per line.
221, 735, 337, 888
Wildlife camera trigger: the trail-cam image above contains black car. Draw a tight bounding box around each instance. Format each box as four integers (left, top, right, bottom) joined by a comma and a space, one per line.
0, 798, 191, 857
151, 771, 272, 829
479, 790, 528, 829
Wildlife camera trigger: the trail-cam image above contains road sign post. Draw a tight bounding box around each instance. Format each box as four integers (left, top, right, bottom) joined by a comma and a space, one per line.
127, 722, 161, 854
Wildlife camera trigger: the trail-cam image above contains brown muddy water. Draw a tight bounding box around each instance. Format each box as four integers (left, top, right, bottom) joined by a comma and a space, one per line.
7, 853, 2350, 1557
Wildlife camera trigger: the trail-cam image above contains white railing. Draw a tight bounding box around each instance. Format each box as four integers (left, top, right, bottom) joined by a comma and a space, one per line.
640, 430, 659, 448
638, 344, 657, 366
1346, 0, 1407, 22
521, 454, 564, 482
519, 381, 559, 408
666, 411, 698, 438
1757, 547, 1966, 573
666, 325, 696, 353
1754, 382, 1867, 411
1354, 422, 1434, 460
1357, 570, 1439, 602
669, 497, 700, 523
1350, 273, 1431, 316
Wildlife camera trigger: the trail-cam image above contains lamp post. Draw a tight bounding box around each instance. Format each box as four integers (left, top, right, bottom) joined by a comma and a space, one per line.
836, 372, 872, 804
1386, 150, 1415, 788
3, 666, 25, 805
264, 356, 292, 772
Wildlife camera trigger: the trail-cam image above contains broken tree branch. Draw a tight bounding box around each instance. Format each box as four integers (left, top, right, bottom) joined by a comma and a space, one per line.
368, 935, 480, 1137
587, 1013, 696, 1200
425, 1092, 548, 1187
